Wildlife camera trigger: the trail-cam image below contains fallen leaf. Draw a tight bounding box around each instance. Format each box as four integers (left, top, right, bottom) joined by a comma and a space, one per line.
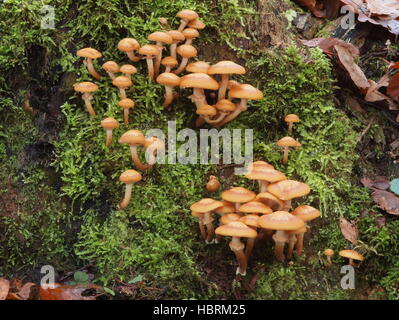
372, 189, 399, 215
301, 37, 360, 57
39, 283, 102, 300
388, 72, 399, 100
0, 278, 10, 300
339, 217, 359, 244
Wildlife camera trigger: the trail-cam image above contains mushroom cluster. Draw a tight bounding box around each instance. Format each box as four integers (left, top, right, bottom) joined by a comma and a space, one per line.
190, 160, 320, 276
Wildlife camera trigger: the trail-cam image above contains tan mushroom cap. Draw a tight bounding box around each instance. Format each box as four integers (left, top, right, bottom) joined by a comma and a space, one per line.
161, 56, 178, 68
117, 38, 140, 52
190, 198, 223, 213
339, 250, 364, 261
77, 48, 102, 59
324, 249, 334, 257
239, 214, 260, 228
101, 117, 119, 129
292, 205, 321, 222
214, 201, 235, 215
112, 76, 132, 88
215, 221, 257, 238
138, 44, 160, 56
74, 82, 99, 93
180, 73, 219, 90
229, 84, 263, 100
221, 187, 256, 203
119, 169, 142, 184
250, 160, 274, 170
176, 9, 199, 21
239, 201, 272, 215
286, 225, 307, 235
191, 211, 203, 218
285, 114, 300, 123
255, 192, 285, 211
120, 64, 138, 75
267, 180, 311, 201
118, 130, 146, 146
277, 136, 301, 148
245, 167, 287, 183
143, 137, 165, 150
148, 31, 173, 44
156, 72, 181, 86
220, 213, 241, 225
167, 30, 185, 42
214, 99, 236, 112
186, 61, 210, 74
228, 80, 240, 89
102, 61, 120, 73
176, 44, 197, 58
208, 61, 246, 75
188, 19, 206, 29
182, 28, 200, 40
118, 98, 135, 109
196, 105, 217, 116
259, 211, 305, 231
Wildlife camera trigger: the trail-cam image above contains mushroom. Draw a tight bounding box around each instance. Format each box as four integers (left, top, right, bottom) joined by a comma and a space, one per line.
216, 84, 263, 127
117, 38, 141, 62
339, 250, 364, 267
238, 201, 272, 216
258, 211, 305, 262
118, 130, 149, 171
119, 169, 142, 209
102, 61, 120, 80
100, 117, 119, 147
277, 137, 301, 165
190, 198, 223, 244
73, 82, 99, 116
208, 61, 246, 101
156, 72, 181, 108
182, 28, 199, 45
159, 17, 170, 29
118, 98, 135, 125
285, 114, 300, 134
267, 180, 311, 212
196, 105, 217, 127
138, 44, 160, 80
186, 61, 210, 74
206, 175, 220, 193
220, 213, 241, 225
148, 31, 173, 78
215, 222, 257, 276
239, 214, 260, 259
143, 137, 165, 167
214, 202, 236, 244
167, 30, 185, 59
173, 44, 197, 75
255, 192, 285, 212
324, 249, 334, 266
112, 76, 132, 99
291, 205, 321, 256
76, 48, 102, 80
176, 9, 199, 32
209, 99, 236, 125
188, 19, 206, 30
161, 56, 178, 73
221, 187, 256, 212
192, 211, 207, 240
245, 166, 287, 193
120, 64, 138, 80
286, 226, 307, 259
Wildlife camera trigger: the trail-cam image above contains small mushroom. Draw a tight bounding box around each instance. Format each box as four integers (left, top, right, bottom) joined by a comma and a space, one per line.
138, 44, 160, 80
102, 61, 120, 80
100, 117, 119, 147
161, 56, 178, 73
221, 187, 256, 212
245, 165, 287, 193
239, 201, 272, 215
210, 99, 236, 125
119, 169, 142, 209
112, 76, 132, 99
239, 214, 260, 259
324, 249, 334, 266
117, 38, 141, 62
267, 180, 311, 212
173, 44, 197, 75
166, 30, 185, 59
277, 136, 301, 165
73, 82, 99, 116
120, 64, 138, 80
118, 98, 135, 125
215, 222, 257, 276
182, 28, 199, 45
180, 73, 219, 110
76, 48, 102, 80
159, 17, 170, 29
118, 130, 149, 171
214, 202, 236, 243
339, 250, 364, 267
206, 175, 220, 193
285, 114, 300, 134
148, 31, 173, 78
156, 72, 181, 108
196, 105, 217, 127
186, 61, 210, 74
176, 9, 199, 32
188, 19, 206, 30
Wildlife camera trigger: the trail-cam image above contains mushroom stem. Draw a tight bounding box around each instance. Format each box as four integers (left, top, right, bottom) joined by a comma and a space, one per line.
204, 113, 227, 125
120, 183, 133, 209
174, 57, 189, 75
198, 216, 207, 240
287, 234, 297, 259
82, 93, 96, 116
146, 58, 155, 80
215, 99, 246, 127
234, 202, 241, 213
288, 122, 293, 134
274, 230, 287, 262
215, 221, 223, 244
282, 147, 289, 164
123, 108, 130, 125
127, 51, 141, 62
245, 238, 255, 259
281, 200, 292, 211
85, 58, 101, 80
258, 180, 269, 193
204, 212, 214, 243
119, 88, 127, 100
218, 74, 229, 101
154, 43, 163, 78
326, 256, 332, 266
130, 146, 150, 171
190, 88, 208, 109
178, 20, 188, 32
170, 43, 178, 59
349, 258, 355, 267
105, 129, 113, 147
296, 231, 305, 256
230, 237, 247, 276
106, 71, 116, 80
165, 66, 172, 73
163, 86, 174, 108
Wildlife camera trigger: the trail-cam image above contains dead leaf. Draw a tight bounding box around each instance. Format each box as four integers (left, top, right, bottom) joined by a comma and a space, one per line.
301, 37, 360, 57
0, 278, 10, 300
339, 217, 359, 244
372, 189, 399, 215
39, 283, 103, 300
388, 72, 399, 100
361, 176, 390, 190
295, 0, 327, 18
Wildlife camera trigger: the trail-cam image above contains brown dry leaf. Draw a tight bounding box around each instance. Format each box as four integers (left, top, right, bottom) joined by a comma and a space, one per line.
388, 72, 399, 100
0, 278, 10, 300
295, 0, 327, 18
389, 62, 399, 70
372, 189, 399, 215
39, 283, 102, 300
301, 37, 360, 57
334, 44, 370, 90
17, 282, 36, 300
339, 217, 359, 244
